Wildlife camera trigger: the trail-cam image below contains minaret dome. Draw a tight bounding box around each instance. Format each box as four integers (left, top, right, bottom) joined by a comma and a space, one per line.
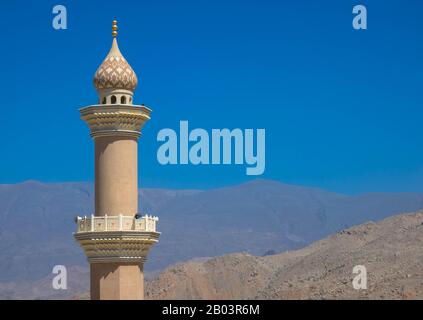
93, 20, 138, 105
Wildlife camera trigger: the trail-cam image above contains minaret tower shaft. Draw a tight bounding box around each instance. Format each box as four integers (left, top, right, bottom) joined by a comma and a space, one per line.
74, 21, 159, 300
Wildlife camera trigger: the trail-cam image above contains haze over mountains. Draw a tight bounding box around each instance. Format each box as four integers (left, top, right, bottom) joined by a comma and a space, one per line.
1, 179, 423, 298
6, 210, 422, 300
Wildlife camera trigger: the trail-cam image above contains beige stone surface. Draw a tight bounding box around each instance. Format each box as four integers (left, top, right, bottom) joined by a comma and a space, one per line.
91, 263, 144, 300
95, 136, 138, 216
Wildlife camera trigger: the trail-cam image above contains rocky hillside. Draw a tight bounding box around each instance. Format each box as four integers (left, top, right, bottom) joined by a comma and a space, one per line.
2, 179, 423, 285
145, 211, 423, 299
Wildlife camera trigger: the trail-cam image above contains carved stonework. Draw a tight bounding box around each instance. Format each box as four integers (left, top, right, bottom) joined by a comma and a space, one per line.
74, 231, 159, 263
76, 215, 159, 233
80, 105, 151, 139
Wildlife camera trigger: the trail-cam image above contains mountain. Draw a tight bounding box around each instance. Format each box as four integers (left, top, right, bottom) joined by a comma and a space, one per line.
3, 210, 423, 299
145, 211, 423, 299
0, 266, 89, 300
1, 179, 423, 287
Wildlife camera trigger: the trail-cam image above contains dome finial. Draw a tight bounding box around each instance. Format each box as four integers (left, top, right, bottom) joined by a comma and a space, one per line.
112, 20, 118, 38
93, 19, 138, 104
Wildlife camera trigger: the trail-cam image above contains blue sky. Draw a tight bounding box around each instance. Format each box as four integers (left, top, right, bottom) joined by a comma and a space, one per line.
0, 0, 422, 194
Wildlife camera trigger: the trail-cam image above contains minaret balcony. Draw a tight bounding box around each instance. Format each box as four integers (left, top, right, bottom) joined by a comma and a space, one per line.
74, 214, 160, 264
75, 214, 159, 233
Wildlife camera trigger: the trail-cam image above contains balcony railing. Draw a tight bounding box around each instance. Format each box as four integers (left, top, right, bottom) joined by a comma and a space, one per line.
75, 214, 159, 233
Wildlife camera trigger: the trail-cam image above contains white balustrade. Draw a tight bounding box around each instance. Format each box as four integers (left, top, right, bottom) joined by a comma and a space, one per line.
75, 214, 159, 233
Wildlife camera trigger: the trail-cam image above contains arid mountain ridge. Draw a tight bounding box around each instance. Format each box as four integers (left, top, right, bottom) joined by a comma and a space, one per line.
145, 211, 423, 300
6, 210, 421, 300
1, 179, 423, 298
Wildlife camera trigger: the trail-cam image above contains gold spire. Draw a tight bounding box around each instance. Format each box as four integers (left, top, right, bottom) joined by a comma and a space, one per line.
112, 20, 118, 38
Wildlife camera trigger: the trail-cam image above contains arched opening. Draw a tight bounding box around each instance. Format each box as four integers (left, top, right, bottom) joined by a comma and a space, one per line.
102, 97, 106, 104
111, 95, 117, 104
129, 97, 132, 104
121, 96, 127, 104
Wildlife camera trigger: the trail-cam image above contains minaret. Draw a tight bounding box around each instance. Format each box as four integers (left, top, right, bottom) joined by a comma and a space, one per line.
74, 20, 160, 300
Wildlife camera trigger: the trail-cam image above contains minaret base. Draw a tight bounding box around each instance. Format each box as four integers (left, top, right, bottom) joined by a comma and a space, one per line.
90, 262, 144, 300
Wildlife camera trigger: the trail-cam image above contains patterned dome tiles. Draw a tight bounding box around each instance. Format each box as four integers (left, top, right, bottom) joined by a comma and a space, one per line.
93, 39, 138, 91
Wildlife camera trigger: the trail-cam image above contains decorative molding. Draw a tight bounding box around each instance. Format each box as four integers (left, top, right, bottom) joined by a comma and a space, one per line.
80, 105, 151, 139
74, 231, 160, 264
